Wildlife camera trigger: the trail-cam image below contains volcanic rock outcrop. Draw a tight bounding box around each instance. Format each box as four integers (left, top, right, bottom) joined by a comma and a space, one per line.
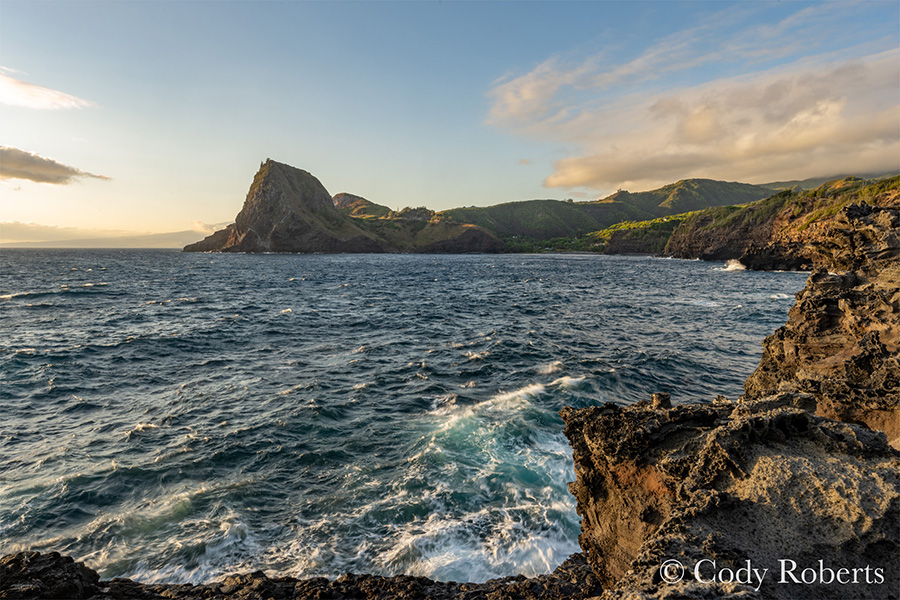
184, 160, 505, 253
184, 160, 385, 252
660, 176, 899, 267
561, 392, 899, 599
0, 551, 602, 600
744, 203, 900, 447
561, 202, 900, 599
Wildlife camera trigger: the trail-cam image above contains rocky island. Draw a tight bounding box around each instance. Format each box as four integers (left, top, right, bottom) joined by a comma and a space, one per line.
182, 160, 505, 254
5, 199, 898, 599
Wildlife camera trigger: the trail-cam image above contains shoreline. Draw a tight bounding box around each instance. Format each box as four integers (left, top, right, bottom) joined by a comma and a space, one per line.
2, 203, 897, 599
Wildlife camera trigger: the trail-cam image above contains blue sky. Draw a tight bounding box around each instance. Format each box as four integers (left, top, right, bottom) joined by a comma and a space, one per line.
1, 0, 898, 241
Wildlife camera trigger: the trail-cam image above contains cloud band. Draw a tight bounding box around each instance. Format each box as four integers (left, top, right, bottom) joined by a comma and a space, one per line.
0, 146, 110, 184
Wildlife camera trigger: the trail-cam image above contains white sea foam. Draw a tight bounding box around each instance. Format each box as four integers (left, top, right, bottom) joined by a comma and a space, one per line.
491, 383, 546, 406
376, 506, 579, 582
691, 299, 721, 307
464, 350, 488, 361
429, 394, 459, 415
550, 376, 585, 388
118, 508, 262, 585
538, 360, 563, 374
723, 259, 746, 271
124, 423, 160, 438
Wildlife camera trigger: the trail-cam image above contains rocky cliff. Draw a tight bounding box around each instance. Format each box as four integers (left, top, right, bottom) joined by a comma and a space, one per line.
743, 202, 900, 447
561, 392, 898, 600
183, 160, 504, 253
561, 201, 899, 599
664, 176, 899, 269
184, 160, 385, 253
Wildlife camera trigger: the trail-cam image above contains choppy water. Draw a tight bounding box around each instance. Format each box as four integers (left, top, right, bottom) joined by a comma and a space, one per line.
0, 250, 806, 584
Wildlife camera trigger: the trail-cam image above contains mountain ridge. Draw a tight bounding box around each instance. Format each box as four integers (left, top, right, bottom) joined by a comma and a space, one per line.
184, 160, 505, 253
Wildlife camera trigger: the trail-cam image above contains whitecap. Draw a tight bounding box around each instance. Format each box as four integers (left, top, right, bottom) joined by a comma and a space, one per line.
492, 383, 545, 406
550, 376, 585, 388
538, 361, 563, 375
723, 259, 746, 271
124, 423, 160, 438
691, 300, 721, 307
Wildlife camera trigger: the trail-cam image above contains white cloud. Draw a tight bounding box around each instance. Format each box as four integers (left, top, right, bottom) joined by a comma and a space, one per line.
0, 146, 111, 184
487, 4, 900, 192
0, 71, 94, 110
190, 220, 231, 234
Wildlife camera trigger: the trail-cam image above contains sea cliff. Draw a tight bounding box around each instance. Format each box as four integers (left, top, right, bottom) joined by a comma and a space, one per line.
183, 160, 505, 254
4, 204, 898, 599
660, 176, 898, 267
561, 201, 899, 599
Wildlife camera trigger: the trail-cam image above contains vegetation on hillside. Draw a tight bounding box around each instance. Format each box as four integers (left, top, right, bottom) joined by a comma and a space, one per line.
441, 179, 772, 242
337, 174, 898, 255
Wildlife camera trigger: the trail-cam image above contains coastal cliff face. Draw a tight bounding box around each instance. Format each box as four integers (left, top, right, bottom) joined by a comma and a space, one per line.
561, 201, 900, 599
659, 176, 899, 267
184, 160, 385, 253
183, 160, 504, 253
561, 393, 899, 599
744, 203, 900, 447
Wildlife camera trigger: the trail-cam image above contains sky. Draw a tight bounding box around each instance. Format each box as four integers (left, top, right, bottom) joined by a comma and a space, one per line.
1, 0, 898, 242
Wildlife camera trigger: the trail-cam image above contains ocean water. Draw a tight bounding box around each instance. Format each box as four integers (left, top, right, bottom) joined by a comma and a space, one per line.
0, 250, 807, 584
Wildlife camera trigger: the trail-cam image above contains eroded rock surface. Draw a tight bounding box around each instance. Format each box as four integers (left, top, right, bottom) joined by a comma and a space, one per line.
561, 394, 900, 600
744, 203, 900, 446
0, 551, 603, 600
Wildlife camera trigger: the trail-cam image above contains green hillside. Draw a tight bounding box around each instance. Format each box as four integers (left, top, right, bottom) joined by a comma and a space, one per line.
441, 179, 773, 244
333, 193, 393, 218
582, 175, 899, 258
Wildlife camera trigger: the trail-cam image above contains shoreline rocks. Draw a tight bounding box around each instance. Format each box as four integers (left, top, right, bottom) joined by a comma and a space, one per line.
561, 393, 899, 599
0, 551, 603, 600
560, 201, 899, 599
743, 203, 900, 447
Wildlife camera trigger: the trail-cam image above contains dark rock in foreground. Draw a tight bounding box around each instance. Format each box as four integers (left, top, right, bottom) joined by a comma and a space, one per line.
0, 551, 602, 600
744, 203, 900, 447
561, 393, 899, 599
560, 201, 900, 599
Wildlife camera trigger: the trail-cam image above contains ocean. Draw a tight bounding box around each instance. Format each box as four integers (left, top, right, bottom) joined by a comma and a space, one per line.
0, 250, 807, 584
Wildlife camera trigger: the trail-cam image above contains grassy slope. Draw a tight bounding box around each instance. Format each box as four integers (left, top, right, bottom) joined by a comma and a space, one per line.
333, 193, 393, 218
586, 175, 899, 257
441, 179, 773, 244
